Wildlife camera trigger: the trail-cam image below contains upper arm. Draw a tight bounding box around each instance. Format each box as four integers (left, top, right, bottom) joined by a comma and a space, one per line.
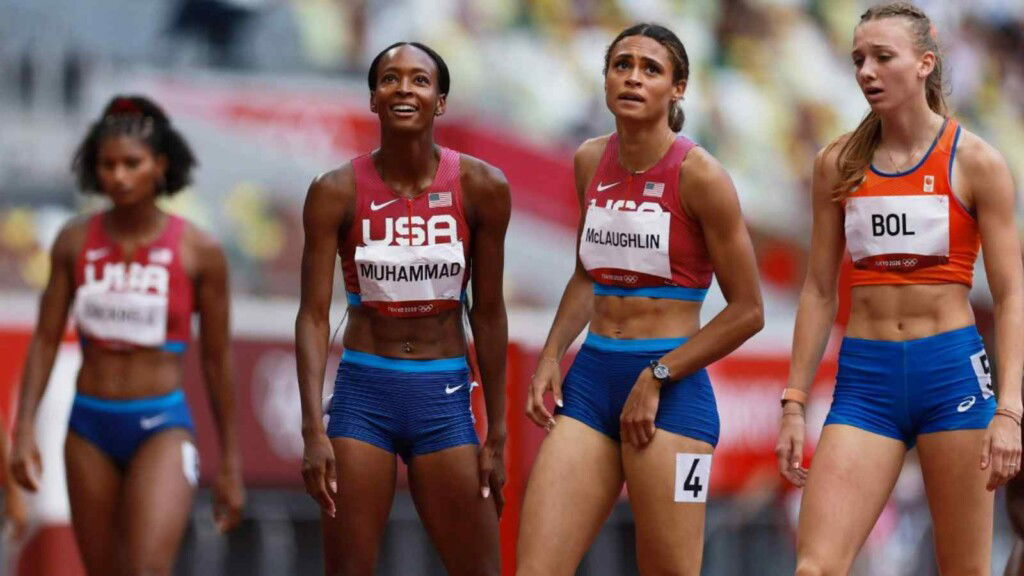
802, 142, 847, 298
960, 133, 1023, 299
680, 149, 761, 306
299, 166, 353, 319
571, 137, 607, 274
189, 225, 230, 349
462, 157, 511, 312
36, 221, 81, 342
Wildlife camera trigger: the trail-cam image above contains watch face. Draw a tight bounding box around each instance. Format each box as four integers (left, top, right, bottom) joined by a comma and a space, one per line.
653, 364, 670, 379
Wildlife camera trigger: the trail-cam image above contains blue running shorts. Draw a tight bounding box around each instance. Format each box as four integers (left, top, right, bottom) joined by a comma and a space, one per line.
825, 325, 995, 447
556, 332, 719, 446
326, 350, 478, 462
68, 388, 195, 469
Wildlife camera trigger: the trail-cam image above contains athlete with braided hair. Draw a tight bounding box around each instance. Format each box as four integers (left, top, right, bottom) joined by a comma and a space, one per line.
774, 3, 1023, 575
9, 95, 244, 575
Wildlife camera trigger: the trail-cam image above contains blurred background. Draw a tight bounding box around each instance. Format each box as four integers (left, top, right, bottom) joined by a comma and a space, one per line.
0, 0, 1022, 574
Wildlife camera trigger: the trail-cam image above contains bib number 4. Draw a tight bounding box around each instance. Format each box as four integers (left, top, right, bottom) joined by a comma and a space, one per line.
675, 453, 712, 503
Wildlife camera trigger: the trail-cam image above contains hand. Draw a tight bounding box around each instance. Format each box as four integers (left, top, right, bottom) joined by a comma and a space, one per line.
775, 409, 808, 487
3, 485, 28, 541
981, 411, 1022, 491
477, 434, 506, 517
9, 430, 42, 493
526, 357, 562, 430
212, 463, 245, 533
620, 371, 661, 448
301, 430, 337, 516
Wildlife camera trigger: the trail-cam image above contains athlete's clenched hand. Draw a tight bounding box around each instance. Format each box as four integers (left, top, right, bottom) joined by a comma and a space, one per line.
620, 372, 661, 447
775, 410, 808, 487
302, 430, 337, 516
526, 357, 563, 430
982, 411, 1022, 490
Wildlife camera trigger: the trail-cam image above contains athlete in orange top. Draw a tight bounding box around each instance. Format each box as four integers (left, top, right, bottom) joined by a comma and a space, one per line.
775, 4, 1023, 575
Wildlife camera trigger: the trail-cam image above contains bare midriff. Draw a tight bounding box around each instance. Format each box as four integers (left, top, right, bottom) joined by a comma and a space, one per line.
846, 283, 974, 341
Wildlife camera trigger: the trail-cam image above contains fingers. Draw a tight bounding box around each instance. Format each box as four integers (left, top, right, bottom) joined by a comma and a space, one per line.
12, 457, 40, 493
302, 458, 336, 517
775, 430, 807, 487
213, 492, 243, 533
980, 432, 992, 470
478, 452, 493, 499
987, 438, 1021, 491
525, 378, 555, 429
551, 376, 564, 410
492, 477, 505, 518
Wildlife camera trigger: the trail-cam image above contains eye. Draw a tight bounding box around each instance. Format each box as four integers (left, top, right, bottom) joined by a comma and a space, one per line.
125, 157, 141, 169
645, 63, 661, 75
615, 60, 630, 70
415, 74, 430, 85
877, 53, 892, 62
380, 73, 397, 84
852, 56, 864, 67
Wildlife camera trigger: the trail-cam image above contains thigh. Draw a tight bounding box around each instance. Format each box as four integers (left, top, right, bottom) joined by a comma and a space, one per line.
323, 437, 397, 576
407, 444, 499, 576
796, 424, 906, 575
917, 429, 992, 576
623, 431, 712, 576
121, 428, 196, 576
65, 431, 123, 576
516, 416, 623, 576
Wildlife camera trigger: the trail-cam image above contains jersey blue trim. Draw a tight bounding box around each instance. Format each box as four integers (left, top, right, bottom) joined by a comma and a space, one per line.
73, 388, 186, 413
869, 118, 948, 177
342, 349, 467, 372
593, 283, 707, 301
346, 291, 468, 308
583, 332, 688, 353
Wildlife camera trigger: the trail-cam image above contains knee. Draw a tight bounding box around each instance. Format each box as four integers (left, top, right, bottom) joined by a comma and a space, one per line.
794, 559, 835, 576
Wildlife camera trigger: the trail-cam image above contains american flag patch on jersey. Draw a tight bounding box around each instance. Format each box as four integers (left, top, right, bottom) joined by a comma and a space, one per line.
643, 181, 665, 198
428, 191, 452, 208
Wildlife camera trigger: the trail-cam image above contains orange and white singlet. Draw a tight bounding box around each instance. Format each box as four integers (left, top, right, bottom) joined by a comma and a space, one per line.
845, 118, 978, 287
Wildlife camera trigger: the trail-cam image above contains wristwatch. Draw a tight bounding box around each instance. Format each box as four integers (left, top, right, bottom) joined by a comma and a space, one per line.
649, 360, 671, 386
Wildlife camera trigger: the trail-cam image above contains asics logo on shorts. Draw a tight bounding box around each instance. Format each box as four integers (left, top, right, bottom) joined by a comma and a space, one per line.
444, 383, 465, 395
957, 396, 976, 413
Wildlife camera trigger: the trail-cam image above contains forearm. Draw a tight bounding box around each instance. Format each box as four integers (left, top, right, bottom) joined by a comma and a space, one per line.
540, 271, 593, 360
992, 295, 1024, 411
14, 336, 62, 435
295, 309, 331, 436
785, 286, 838, 395
201, 353, 240, 470
469, 306, 508, 438
658, 299, 763, 380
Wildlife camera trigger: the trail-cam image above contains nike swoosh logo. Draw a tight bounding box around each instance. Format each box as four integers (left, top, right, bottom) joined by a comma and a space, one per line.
139, 412, 170, 430
957, 396, 976, 413
370, 199, 399, 211
596, 181, 619, 192
86, 248, 110, 261
445, 383, 465, 395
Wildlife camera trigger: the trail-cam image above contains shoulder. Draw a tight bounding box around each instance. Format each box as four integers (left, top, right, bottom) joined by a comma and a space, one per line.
458, 153, 509, 195
952, 127, 1007, 177
52, 214, 92, 260
309, 161, 357, 201
181, 218, 224, 259
679, 146, 730, 190
574, 134, 611, 172
813, 133, 851, 186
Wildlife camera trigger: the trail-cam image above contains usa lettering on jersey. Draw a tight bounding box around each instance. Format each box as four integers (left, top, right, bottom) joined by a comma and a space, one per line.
75, 261, 171, 346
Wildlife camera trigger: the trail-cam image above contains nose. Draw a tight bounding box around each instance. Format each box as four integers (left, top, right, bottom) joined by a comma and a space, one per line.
625, 67, 642, 88
857, 60, 876, 84
398, 76, 413, 94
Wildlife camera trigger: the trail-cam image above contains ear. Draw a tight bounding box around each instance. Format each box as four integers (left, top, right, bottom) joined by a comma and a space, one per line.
434, 93, 447, 117
155, 154, 169, 176
673, 79, 687, 102
369, 91, 377, 114
918, 51, 936, 78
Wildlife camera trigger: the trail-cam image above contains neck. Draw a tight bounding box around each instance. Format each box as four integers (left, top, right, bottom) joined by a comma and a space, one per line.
878, 98, 944, 151
614, 119, 675, 173
376, 128, 439, 195
106, 199, 164, 237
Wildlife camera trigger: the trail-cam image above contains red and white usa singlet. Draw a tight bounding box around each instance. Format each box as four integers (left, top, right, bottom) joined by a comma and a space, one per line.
845, 118, 979, 287
73, 213, 193, 353
340, 147, 470, 318
579, 133, 712, 300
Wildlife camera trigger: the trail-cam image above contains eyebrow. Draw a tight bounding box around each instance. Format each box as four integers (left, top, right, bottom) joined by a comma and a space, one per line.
379, 65, 433, 76
612, 53, 667, 67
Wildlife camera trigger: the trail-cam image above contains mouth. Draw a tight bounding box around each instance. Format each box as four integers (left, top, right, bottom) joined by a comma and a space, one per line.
617, 92, 645, 103
390, 103, 418, 116
863, 86, 884, 100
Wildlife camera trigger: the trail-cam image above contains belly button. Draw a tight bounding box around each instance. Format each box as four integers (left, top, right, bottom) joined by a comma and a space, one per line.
897, 322, 905, 332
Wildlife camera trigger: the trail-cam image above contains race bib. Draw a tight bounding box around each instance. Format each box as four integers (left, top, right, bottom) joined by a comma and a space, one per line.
74, 286, 168, 346
580, 206, 671, 281
845, 195, 949, 271
355, 241, 465, 304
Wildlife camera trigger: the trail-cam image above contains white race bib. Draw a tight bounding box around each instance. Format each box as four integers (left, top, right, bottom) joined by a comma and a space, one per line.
74, 285, 168, 346
845, 195, 949, 271
579, 206, 671, 281
355, 241, 465, 304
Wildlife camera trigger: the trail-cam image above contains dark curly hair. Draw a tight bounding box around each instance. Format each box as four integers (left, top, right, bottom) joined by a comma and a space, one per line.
72, 95, 197, 196
367, 42, 450, 97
